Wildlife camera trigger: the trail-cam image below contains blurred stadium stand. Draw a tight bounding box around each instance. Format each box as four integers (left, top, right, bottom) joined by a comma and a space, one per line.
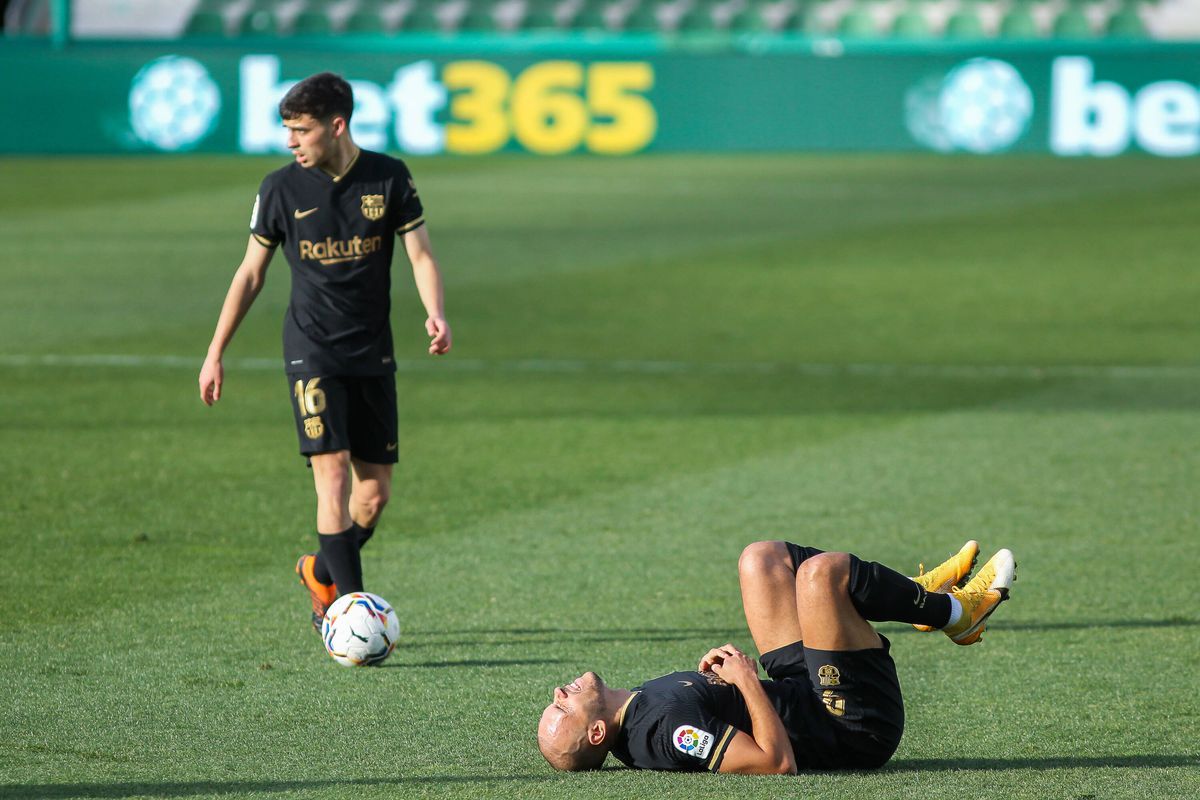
4, 0, 1199, 38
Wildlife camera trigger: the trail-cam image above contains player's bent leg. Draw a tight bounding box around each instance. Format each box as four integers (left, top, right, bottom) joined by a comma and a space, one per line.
795, 553, 883, 652
739, 541, 806, 655
350, 458, 393, 548
311, 450, 353, 533
309, 450, 364, 594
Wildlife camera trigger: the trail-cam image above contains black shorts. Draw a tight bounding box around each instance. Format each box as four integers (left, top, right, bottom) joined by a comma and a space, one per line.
286, 372, 398, 464
760, 639, 905, 770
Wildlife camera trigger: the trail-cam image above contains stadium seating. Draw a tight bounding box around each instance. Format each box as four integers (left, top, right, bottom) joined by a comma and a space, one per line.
343, 8, 391, 33
891, 6, 934, 38
1052, 5, 1093, 37
998, 3, 1040, 38
624, 3, 663, 32
460, 1, 500, 31
291, 9, 334, 35
944, 4, 986, 38
184, 9, 227, 36
574, 1, 612, 32
401, 2, 444, 32
522, 1, 563, 30
238, 3, 281, 37
1106, 4, 1147, 37
161, 0, 1188, 41
837, 5, 877, 36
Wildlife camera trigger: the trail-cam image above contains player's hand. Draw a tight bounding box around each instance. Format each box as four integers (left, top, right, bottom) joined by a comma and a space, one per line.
699, 645, 733, 673
198, 355, 223, 406
708, 645, 759, 687
426, 316, 452, 355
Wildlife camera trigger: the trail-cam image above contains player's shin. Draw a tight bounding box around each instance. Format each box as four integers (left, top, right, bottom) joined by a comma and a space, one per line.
846, 556, 952, 629
352, 521, 375, 550
318, 527, 365, 594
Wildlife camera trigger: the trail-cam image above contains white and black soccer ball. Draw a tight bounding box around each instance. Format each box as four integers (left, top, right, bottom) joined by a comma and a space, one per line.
128, 55, 221, 152
937, 58, 1033, 154
321, 592, 401, 667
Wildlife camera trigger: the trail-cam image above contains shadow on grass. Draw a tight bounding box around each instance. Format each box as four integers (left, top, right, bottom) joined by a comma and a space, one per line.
887, 755, 1199, 772
383, 658, 570, 669
15, 756, 1198, 798
417, 619, 1198, 644
0, 775, 558, 799
880, 617, 1200, 635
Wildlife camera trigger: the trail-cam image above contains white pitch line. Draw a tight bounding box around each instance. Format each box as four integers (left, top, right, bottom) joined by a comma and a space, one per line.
1, 353, 1198, 380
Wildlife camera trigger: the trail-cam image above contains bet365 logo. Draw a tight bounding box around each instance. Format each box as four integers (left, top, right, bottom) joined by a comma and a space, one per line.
239, 55, 656, 157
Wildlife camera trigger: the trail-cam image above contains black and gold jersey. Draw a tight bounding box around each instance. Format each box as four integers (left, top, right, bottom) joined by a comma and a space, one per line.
610, 671, 745, 772
250, 149, 424, 376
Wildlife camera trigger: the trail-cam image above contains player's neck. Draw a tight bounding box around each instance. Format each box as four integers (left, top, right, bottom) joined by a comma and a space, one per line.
609, 688, 635, 730
320, 141, 360, 180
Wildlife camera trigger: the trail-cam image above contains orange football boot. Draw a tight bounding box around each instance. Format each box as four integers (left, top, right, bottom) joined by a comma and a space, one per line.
295, 554, 337, 632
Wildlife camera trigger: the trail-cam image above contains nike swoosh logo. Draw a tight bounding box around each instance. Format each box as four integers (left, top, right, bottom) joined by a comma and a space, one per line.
294, 207, 319, 219
678, 680, 693, 687
386, 442, 398, 451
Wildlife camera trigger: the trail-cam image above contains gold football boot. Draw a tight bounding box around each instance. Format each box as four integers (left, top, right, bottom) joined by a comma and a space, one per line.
943, 549, 1016, 646
911, 540, 979, 632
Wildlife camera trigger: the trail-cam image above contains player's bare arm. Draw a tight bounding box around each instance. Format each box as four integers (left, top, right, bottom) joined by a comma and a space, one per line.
402, 224, 451, 355
706, 644, 798, 775
198, 235, 275, 405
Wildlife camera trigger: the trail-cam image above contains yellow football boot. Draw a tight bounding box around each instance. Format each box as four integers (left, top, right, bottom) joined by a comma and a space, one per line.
943, 549, 1016, 646
911, 540, 979, 632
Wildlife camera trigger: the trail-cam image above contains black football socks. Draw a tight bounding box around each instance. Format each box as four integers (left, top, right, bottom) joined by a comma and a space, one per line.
313, 523, 376, 587
317, 527, 364, 594
352, 521, 375, 550
847, 555, 952, 629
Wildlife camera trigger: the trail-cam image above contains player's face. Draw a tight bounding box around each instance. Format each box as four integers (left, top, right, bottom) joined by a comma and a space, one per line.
283, 114, 339, 170
537, 671, 606, 766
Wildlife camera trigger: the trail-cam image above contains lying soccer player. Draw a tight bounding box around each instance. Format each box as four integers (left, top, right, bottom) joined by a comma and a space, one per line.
537, 540, 1015, 774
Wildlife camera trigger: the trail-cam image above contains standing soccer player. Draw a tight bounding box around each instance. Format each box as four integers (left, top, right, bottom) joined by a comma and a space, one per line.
198, 72, 451, 631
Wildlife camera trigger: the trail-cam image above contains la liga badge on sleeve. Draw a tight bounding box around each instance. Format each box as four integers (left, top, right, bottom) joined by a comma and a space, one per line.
672, 725, 714, 758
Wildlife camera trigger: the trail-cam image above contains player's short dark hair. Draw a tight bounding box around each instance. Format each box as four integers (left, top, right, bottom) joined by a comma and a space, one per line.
278, 72, 354, 123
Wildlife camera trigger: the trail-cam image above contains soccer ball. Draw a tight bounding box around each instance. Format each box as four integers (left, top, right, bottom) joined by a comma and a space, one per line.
128, 55, 221, 152
321, 592, 400, 667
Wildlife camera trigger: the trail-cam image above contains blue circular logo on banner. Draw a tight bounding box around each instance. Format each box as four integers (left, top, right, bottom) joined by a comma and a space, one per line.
907, 58, 1033, 154
129, 56, 221, 151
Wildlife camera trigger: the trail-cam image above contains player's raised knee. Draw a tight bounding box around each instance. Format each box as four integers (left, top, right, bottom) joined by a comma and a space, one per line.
739, 541, 792, 582
796, 551, 851, 594
356, 486, 389, 519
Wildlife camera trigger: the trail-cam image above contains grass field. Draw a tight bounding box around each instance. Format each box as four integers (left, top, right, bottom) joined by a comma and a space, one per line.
2, 153, 1199, 800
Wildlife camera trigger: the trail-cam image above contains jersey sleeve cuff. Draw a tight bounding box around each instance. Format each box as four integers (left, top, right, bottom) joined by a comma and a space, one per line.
252, 233, 279, 248
705, 725, 736, 772
395, 216, 425, 235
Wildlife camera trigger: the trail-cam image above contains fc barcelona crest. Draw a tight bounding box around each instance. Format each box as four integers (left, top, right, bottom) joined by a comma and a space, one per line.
304, 415, 324, 439
361, 194, 386, 221
818, 665, 841, 686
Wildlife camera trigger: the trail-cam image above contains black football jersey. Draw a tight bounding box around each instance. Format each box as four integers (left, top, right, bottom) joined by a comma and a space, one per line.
611, 669, 843, 772
610, 671, 745, 772
249, 149, 424, 376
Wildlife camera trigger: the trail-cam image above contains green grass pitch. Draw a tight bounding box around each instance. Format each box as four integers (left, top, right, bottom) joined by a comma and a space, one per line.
1, 153, 1198, 799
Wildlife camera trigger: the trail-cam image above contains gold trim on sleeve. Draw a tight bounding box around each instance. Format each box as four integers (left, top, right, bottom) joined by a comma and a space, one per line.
396, 216, 425, 235
252, 233, 278, 248
706, 726, 735, 771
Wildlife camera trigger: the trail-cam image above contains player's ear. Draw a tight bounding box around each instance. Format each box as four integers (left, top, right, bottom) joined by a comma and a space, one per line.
329, 115, 348, 138
586, 720, 607, 746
